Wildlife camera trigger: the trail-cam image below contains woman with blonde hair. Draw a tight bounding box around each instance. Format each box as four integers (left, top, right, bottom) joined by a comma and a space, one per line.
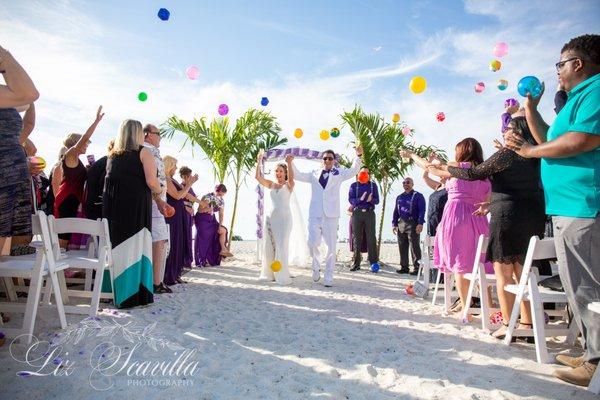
163, 156, 197, 284
102, 119, 161, 308
53, 106, 104, 248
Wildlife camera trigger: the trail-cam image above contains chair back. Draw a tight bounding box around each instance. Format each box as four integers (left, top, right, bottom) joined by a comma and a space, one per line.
471, 234, 489, 273
47, 216, 112, 264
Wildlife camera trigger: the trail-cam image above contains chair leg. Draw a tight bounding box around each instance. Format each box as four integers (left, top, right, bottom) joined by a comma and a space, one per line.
503, 286, 525, 346
57, 270, 69, 305
530, 294, 550, 363
431, 268, 442, 306
479, 268, 491, 332
48, 272, 67, 329
88, 267, 105, 317
588, 364, 600, 394
21, 270, 45, 345
461, 269, 477, 322
84, 269, 92, 292
42, 276, 52, 305
3, 277, 18, 302
566, 317, 581, 345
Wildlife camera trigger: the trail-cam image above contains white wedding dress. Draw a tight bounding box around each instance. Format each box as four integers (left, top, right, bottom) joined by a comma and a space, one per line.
259, 184, 293, 284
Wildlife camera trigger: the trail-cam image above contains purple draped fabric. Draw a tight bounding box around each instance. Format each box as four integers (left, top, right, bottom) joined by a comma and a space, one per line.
164, 178, 188, 285
183, 187, 195, 268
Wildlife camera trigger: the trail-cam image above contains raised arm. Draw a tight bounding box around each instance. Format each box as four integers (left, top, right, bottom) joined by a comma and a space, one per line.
524, 83, 550, 144
339, 156, 362, 180
285, 154, 295, 191
167, 174, 197, 200
422, 170, 441, 190
19, 102, 35, 144
65, 106, 105, 166
0, 46, 39, 108
291, 163, 311, 182
255, 151, 273, 188
447, 149, 515, 181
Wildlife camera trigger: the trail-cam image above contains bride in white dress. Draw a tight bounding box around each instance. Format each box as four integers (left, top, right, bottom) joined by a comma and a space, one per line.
255, 152, 294, 284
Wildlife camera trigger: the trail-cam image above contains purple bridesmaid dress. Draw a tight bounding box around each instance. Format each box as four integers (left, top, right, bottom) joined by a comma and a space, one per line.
164, 178, 188, 284
193, 192, 226, 267
182, 187, 195, 268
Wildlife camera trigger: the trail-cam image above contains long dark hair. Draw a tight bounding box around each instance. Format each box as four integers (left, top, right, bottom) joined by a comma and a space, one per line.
455, 137, 484, 166
509, 117, 537, 145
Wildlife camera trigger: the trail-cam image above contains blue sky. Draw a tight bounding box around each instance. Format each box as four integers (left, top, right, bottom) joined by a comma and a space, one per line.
2, 0, 599, 241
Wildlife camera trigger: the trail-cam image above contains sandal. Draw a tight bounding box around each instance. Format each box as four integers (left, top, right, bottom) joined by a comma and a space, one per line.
153, 284, 170, 294
160, 283, 173, 293
10, 244, 36, 256
491, 322, 509, 339
175, 277, 188, 284
516, 322, 535, 343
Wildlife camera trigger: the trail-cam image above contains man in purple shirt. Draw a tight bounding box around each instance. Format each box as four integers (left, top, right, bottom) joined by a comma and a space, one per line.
348, 167, 379, 271
392, 177, 426, 275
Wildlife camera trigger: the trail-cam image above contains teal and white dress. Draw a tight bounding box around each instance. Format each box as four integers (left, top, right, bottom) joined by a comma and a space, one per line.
102, 146, 154, 308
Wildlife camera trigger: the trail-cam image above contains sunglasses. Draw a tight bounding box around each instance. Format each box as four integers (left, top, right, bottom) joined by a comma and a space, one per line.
322, 157, 334, 161
402, 181, 412, 184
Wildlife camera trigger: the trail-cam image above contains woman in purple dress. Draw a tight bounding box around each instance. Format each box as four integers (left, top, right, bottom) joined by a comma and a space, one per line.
163, 156, 197, 285
194, 184, 232, 267
179, 166, 196, 268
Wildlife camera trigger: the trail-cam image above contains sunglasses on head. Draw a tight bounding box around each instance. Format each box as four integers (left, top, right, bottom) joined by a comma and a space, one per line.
322, 156, 334, 161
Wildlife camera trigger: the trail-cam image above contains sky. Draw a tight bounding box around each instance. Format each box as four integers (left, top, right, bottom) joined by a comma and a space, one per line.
2, 0, 599, 241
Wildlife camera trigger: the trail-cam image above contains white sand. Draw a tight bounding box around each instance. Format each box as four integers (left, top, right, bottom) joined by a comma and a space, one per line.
0, 242, 592, 399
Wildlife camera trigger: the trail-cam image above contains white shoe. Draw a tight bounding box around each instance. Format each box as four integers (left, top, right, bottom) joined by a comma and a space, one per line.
312, 269, 320, 282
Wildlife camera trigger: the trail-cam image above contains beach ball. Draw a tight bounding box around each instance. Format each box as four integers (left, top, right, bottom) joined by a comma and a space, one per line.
490, 60, 501, 72
497, 79, 508, 91
157, 8, 170, 21
294, 128, 303, 138
218, 104, 229, 116
330, 127, 340, 138
405, 284, 414, 295
504, 98, 518, 107
185, 66, 200, 80
409, 76, 427, 94
29, 156, 47, 170
370, 263, 380, 273
319, 129, 330, 141
475, 82, 485, 93
401, 126, 411, 136
436, 112, 445, 122
164, 205, 175, 218
517, 76, 542, 98
392, 113, 400, 123
493, 42, 509, 58
490, 310, 503, 325
138, 92, 148, 102
260, 97, 269, 106
270, 260, 282, 272
357, 170, 369, 184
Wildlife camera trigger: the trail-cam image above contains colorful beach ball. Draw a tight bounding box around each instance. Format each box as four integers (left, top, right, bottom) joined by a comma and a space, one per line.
294, 128, 303, 138
490, 60, 502, 72
29, 156, 47, 170
218, 104, 229, 116
493, 42, 509, 58
185, 66, 200, 80
260, 97, 269, 106
164, 205, 175, 218
157, 8, 170, 21
474, 82, 485, 93
497, 79, 508, 91
330, 127, 340, 138
138, 92, 148, 102
409, 76, 427, 94
370, 263, 380, 273
270, 260, 282, 272
319, 129, 330, 141
401, 126, 411, 136
357, 170, 369, 184
517, 76, 543, 98
436, 112, 445, 122
392, 113, 400, 123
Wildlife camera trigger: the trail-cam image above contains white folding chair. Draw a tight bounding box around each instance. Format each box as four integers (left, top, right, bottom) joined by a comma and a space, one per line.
46, 216, 114, 316
0, 212, 67, 343
461, 235, 498, 331
587, 303, 600, 394
503, 236, 576, 363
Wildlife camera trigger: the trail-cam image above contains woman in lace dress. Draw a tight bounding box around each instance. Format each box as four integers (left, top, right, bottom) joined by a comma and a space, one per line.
255, 152, 294, 285
428, 117, 545, 339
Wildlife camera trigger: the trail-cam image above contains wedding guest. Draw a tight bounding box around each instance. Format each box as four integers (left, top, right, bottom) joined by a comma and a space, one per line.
194, 184, 232, 267
54, 106, 104, 248
429, 118, 545, 338
0, 45, 39, 256
505, 34, 600, 387
102, 119, 160, 308
348, 167, 379, 271
84, 139, 114, 221
142, 124, 172, 294
163, 156, 197, 284
402, 138, 493, 316
179, 166, 196, 268
391, 177, 425, 275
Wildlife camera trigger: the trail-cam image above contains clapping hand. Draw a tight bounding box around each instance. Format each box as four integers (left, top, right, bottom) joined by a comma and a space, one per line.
257, 149, 265, 162
355, 145, 363, 156
504, 132, 534, 158
285, 154, 294, 163
493, 139, 504, 150
473, 202, 490, 216
95, 105, 105, 123
191, 173, 199, 184
399, 149, 412, 159
366, 193, 373, 202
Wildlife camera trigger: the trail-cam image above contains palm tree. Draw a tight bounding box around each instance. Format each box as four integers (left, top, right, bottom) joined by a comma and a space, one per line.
341, 105, 446, 254
164, 109, 286, 245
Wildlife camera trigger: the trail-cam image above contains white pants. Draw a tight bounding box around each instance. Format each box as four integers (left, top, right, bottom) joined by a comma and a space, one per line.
308, 217, 338, 283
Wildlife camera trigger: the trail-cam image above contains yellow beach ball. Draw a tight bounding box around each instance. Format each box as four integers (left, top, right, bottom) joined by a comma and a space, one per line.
392, 113, 400, 123
409, 76, 427, 94
294, 128, 303, 138
270, 260, 282, 272
319, 129, 330, 141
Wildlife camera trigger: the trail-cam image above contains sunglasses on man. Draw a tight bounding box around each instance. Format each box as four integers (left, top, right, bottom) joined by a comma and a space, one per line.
322, 156, 334, 161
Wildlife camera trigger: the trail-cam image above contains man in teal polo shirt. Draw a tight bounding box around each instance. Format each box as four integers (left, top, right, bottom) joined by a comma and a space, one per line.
506, 34, 600, 388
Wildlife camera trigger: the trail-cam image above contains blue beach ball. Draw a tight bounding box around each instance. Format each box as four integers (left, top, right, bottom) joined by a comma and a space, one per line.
371, 263, 380, 273
517, 76, 542, 98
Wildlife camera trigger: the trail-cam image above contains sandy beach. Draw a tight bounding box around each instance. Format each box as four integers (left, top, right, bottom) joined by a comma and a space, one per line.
0, 242, 591, 399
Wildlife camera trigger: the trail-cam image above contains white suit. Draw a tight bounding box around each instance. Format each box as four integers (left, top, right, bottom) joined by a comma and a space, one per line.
293, 157, 361, 285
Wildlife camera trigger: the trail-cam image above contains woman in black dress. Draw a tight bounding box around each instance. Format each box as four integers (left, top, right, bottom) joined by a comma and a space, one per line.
428, 117, 545, 339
